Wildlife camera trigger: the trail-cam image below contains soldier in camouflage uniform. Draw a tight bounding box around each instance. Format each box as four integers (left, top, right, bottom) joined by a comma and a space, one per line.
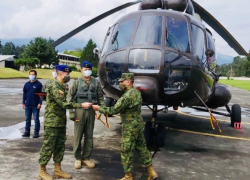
67, 61, 104, 169
40, 66, 69, 101
92, 73, 158, 180
38, 65, 88, 180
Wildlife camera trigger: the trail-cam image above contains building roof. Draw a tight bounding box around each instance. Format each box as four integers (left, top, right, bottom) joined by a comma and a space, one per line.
0, 55, 16, 62
57, 53, 80, 59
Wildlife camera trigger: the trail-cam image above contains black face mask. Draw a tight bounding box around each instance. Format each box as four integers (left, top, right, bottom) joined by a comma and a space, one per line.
63, 75, 70, 83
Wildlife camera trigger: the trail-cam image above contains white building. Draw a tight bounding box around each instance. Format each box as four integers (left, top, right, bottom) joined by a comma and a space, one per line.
58, 53, 80, 70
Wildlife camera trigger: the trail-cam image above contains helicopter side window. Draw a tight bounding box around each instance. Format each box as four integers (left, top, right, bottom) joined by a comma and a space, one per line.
166, 18, 190, 53
101, 25, 116, 57
190, 24, 206, 62
133, 15, 162, 45
108, 19, 135, 51
206, 31, 217, 71
128, 49, 161, 73
105, 51, 126, 88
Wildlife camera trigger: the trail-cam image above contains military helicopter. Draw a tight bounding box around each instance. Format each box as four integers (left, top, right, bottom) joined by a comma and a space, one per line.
52, 0, 248, 147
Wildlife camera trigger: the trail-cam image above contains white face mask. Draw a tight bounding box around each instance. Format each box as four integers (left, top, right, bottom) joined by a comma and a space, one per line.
29, 75, 36, 81
52, 72, 57, 78
83, 70, 92, 77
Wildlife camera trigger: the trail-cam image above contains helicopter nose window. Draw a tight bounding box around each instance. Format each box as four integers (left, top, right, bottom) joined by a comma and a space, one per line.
166, 18, 190, 53
128, 49, 161, 73
105, 51, 126, 89
133, 15, 162, 45
164, 51, 191, 94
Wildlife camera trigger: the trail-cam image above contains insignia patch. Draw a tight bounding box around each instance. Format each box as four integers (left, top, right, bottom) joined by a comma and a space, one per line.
58, 90, 64, 95
65, 68, 69, 72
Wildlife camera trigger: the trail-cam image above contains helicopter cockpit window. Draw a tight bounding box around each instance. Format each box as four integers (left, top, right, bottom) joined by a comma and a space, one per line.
206, 31, 217, 71
191, 24, 206, 62
166, 18, 190, 53
133, 15, 162, 45
108, 19, 135, 51
101, 25, 116, 57
105, 51, 126, 89
128, 49, 161, 73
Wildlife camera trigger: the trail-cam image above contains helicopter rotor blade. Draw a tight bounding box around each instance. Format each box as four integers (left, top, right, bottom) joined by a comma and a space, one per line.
52, 0, 142, 47
191, 0, 248, 56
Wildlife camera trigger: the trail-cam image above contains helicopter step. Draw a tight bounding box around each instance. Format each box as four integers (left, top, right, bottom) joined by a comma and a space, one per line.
144, 121, 166, 147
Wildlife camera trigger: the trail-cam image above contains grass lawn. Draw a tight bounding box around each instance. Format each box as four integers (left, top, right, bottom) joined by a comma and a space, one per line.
219, 79, 250, 91
0, 68, 81, 79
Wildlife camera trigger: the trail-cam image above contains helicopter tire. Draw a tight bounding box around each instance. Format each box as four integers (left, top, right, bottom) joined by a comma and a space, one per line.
230, 104, 241, 127
144, 121, 152, 146
156, 123, 166, 147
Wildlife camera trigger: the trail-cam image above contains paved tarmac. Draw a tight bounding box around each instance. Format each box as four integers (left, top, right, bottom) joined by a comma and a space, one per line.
0, 79, 250, 180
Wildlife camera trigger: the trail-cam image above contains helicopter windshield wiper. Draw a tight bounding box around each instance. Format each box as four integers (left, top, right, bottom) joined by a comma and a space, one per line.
166, 32, 182, 52
111, 31, 119, 44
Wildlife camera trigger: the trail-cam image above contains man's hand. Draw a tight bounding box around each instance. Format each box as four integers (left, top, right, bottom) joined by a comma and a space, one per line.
22, 104, 25, 109
92, 105, 100, 111
81, 102, 93, 109
37, 104, 41, 109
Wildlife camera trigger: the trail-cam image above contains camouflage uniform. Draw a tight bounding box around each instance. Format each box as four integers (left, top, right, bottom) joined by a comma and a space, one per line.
39, 80, 82, 165
43, 79, 54, 93
67, 77, 104, 161
99, 74, 152, 173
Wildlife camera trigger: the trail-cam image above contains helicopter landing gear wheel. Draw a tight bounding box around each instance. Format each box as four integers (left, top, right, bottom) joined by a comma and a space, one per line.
144, 121, 152, 146
231, 104, 241, 127
156, 123, 166, 147
144, 122, 166, 147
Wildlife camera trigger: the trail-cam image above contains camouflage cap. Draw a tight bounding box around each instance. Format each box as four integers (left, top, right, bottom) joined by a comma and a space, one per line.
118, 73, 134, 82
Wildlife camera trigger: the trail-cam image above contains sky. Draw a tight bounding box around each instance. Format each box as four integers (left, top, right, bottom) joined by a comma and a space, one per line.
0, 0, 249, 56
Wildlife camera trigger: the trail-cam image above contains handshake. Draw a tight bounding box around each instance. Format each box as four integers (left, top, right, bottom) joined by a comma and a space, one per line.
81, 102, 100, 111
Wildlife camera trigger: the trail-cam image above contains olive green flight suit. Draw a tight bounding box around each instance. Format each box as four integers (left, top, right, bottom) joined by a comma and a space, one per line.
67, 77, 104, 160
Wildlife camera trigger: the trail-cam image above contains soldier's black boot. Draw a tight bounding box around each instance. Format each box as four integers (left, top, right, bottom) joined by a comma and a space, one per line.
22, 132, 30, 137
33, 133, 39, 138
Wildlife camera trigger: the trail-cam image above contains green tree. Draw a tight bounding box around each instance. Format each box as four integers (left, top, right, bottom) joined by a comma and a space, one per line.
15, 45, 26, 58
80, 39, 98, 67
22, 37, 58, 68
2, 42, 15, 55
64, 48, 82, 57
14, 58, 40, 70
0, 40, 2, 54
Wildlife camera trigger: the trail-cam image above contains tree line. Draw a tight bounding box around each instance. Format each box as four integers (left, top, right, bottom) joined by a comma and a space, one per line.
0, 38, 98, 71
219, 52, 250, 78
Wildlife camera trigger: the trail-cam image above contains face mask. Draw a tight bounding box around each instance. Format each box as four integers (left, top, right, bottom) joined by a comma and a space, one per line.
63, 75, 70, 83
29, 75, 36, 81
52, 72, 57, 78
119, 84, 126, 91
83, 70, 92, 77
